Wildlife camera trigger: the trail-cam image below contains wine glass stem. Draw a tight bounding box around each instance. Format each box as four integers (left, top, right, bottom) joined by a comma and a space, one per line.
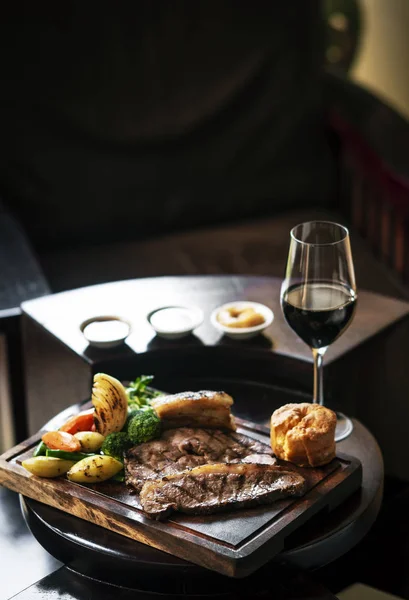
312, 348, 326, 406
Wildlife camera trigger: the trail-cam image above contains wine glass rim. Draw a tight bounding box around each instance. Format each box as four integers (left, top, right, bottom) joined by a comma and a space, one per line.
290, 221, 349, 246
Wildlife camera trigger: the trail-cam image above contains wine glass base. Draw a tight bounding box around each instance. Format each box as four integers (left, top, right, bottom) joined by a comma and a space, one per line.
335, 412, 354, 442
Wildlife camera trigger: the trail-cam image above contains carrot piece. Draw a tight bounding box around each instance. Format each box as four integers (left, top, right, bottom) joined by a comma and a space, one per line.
42, 431, 82, 452
59, 409, 95, 435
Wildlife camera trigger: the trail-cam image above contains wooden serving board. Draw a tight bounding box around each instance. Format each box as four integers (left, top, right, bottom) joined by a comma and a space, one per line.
0, 417, 362, 578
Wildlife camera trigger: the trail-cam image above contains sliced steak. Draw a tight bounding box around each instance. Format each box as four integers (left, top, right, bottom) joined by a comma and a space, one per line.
140, 463, 306, 519
125, 427, 275, 492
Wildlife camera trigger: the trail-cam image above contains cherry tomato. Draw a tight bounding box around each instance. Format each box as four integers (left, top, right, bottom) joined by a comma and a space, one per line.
59, 409, 95, 435
42, 431, 82, 452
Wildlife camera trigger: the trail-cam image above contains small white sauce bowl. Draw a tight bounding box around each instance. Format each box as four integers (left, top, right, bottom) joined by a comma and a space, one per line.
210, 301, 274, 340
80, 316, 131, 348
147, 305, 204, 340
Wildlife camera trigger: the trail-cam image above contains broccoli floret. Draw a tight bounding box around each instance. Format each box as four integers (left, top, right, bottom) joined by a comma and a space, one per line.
127, 409, 161, 445
123, 407, 151, 435
125, 407, 143, 427
101, 432, 132, 462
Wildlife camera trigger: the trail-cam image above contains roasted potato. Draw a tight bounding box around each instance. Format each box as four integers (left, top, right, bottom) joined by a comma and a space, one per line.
22, 456, 75, 478
67, 455, 123, 483
74, 431, 105, 453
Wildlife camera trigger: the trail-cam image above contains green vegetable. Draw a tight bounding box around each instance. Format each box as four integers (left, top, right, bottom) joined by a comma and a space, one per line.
124, 408, 146, 430
101, 432, 132, 462
46, 449, 95, 462
126, 375, 162, 409
127, 408, 161, 445
33, 441, 47, 457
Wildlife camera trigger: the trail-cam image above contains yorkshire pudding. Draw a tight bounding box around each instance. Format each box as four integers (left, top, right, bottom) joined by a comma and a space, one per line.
270, 403, 336, 467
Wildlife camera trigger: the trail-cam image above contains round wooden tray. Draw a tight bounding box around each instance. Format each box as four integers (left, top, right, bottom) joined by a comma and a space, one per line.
20, 349, 382, 589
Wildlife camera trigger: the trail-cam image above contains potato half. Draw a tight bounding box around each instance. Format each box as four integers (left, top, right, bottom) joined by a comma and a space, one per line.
67, 455, 123, 483
74, 431, 105, 453
22, 456, 75, 478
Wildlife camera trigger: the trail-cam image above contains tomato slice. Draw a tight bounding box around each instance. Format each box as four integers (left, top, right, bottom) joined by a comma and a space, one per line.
59, 409, 95, 435
42, 431, 82, 452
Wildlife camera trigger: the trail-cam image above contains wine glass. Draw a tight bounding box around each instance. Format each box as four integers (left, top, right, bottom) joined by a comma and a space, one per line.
281, 221, 357, 442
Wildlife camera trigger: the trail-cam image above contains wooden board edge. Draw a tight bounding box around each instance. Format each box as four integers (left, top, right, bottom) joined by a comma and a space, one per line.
0, 433, 42, 461
231, 458, 363, 577
0, 452, 362, 578
0, 459, 243, 577
0, 426, 363, 578
0, 453, 362, 578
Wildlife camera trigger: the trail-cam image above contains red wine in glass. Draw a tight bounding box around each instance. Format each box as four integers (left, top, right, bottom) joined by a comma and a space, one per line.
281, 222, 357, 442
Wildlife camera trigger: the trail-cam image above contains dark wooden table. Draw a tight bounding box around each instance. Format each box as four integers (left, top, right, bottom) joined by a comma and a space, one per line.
22, 275, 409, 368
21, 275, 409, 478
6, 274, 408, 598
